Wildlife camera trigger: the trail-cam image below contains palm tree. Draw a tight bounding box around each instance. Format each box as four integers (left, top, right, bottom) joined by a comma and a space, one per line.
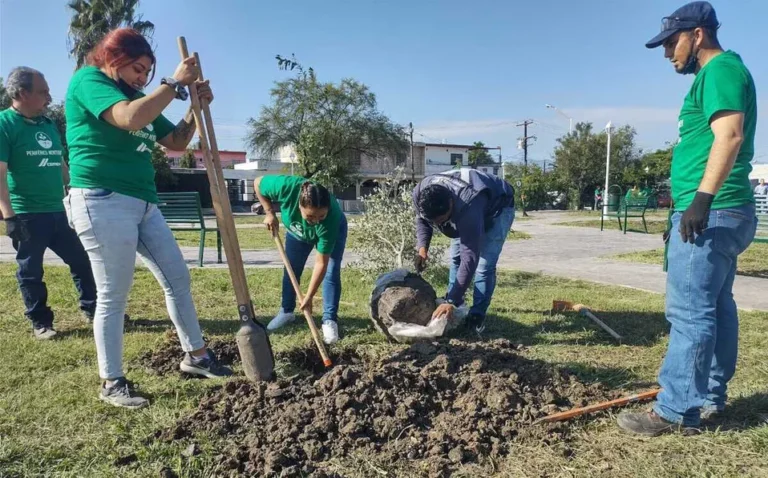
67, 0, 154, 69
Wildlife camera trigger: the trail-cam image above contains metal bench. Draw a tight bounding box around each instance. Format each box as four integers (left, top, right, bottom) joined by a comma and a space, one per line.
601, 196, 650, 234
157, 192, 222, 267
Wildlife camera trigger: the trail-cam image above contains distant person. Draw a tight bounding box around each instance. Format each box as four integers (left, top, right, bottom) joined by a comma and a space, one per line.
594, 187, 603, 209
625, 185, 642, 200
412, 168, 515, 333
65, 28, 231, 409
619, 1, 757, 436
253, 175, 347, 345
0, 67, 96, 340
754, 178, 768, 195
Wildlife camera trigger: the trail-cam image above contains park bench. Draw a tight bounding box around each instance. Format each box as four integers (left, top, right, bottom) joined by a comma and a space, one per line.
601, 196, 650, 234
157, 192, 222, 267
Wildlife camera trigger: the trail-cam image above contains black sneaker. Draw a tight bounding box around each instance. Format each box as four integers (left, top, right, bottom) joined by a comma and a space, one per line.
99, 377, 149, 409
180, 350, 233, 378
466, 313, 487, 334
617, 410, 699, 437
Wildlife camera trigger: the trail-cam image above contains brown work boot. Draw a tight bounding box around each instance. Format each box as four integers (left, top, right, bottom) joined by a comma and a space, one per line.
617, 410, 699, 437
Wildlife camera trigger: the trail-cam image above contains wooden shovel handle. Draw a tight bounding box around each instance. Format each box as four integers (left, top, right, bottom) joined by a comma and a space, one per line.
273, 234, 332, 367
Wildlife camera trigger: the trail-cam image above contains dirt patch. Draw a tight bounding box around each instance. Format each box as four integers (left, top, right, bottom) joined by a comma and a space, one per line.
156, 338, 615, 476
135, 330, 241, 376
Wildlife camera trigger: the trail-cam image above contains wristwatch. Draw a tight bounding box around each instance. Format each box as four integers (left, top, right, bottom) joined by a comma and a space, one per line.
160, 77, 189, 101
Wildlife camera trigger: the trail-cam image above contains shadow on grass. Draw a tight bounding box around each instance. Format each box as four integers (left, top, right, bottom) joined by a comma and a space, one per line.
704, 392, 768, 432
476, 310, 669, 348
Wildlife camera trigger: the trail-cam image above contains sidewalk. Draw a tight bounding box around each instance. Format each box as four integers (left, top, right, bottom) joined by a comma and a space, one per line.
1, 211, 766, 310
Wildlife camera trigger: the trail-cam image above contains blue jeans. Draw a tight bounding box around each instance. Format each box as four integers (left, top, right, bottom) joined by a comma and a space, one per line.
66, 188, 205, 380
654, 204, 757, 426
12, 212, 96, 328
281, 215, 348, 323
448, 206, 515, 316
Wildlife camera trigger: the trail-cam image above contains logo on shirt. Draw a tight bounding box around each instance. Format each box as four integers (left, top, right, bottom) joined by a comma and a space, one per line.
145, 124, 154, 132
37, 158, 61, 168
136, 142, 151, 153
288, 221, 305, 239
35, 132, 53, 149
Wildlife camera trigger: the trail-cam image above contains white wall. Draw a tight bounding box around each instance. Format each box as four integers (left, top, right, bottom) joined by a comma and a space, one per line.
424, 145, 470, 167
277, 145, 299, 164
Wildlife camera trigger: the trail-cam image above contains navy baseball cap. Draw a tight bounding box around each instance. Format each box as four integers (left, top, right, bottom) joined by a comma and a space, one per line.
645, 1, 720, 49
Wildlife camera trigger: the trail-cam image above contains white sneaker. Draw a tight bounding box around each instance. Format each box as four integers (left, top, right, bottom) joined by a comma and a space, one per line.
322, 321, 339, 345
267, 309, 297, 331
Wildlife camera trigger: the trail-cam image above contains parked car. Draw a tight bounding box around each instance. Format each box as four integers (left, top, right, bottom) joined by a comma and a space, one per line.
250, 201, 280, 215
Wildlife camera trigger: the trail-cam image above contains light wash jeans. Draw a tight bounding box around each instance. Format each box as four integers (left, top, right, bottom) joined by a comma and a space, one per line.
654, 204, 757, 426
281, 215, 348, 323
448, 206, 515, 316
65, 188, 205, 380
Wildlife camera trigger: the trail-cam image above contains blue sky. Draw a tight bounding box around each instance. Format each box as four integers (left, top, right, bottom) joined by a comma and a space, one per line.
1, 0, 766, 165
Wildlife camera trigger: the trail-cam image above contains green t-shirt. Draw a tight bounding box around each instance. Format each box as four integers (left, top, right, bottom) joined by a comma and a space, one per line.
65, 66, 176, 203
258, 175, 342, 254
671, 51, 757, 211
0, 108, 66, 214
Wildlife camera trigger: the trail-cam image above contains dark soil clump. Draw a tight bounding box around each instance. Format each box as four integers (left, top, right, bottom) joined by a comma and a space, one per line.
156, 338, 615, 476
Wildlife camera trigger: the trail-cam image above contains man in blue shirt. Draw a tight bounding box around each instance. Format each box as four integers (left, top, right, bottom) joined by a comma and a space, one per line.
413, 168, 515, 332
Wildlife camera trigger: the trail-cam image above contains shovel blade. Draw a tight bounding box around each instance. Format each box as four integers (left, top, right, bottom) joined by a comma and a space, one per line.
236, 319, 275, 382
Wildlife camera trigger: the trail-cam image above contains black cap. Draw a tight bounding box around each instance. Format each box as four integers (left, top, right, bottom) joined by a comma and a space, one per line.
646, 1, 719, 49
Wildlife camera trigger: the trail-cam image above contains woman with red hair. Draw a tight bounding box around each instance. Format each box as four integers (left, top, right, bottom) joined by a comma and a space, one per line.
64, 28, 230, 409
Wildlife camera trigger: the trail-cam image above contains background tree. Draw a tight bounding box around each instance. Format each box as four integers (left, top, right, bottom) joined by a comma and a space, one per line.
353, 167, 447, 278
178, 149, 197, 169
0, 79, 10, 110
504, 163, 552, 211
468, 141, 496, 166
622, 144, 674, 191
551, 122, 639, 209
151, 145, 176, 190
67, 0, 154, 68
47, 102, 69, 163
246, 56, 408, 189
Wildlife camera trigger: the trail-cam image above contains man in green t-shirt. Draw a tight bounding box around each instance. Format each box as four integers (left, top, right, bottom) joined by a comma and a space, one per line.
0, 67, 97, 339
619, 2, 758, 437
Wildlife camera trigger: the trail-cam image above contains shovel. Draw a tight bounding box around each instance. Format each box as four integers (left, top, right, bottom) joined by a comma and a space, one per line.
273, 234, 333, 368
178, 37, 274, 381
552, 300, 622, 341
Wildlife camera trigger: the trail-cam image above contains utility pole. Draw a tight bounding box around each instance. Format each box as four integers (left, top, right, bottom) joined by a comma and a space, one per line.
516, 120, 536, 217
516, 120, 536, 173
408, 122, 415, 180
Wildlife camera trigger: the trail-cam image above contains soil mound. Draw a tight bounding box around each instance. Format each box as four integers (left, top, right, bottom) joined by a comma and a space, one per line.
156, 338, 614, 476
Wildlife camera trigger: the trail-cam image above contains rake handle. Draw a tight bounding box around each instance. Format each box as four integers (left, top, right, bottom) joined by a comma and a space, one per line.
535, 389, 661, 424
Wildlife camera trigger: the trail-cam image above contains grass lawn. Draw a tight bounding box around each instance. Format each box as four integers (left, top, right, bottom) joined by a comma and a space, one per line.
555, 219, 669, 235
612, 242, 768, 278
1, 263, 766, 477
174, 225, 531, 251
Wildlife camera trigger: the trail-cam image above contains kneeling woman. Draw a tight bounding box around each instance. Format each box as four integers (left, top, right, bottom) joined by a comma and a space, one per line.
65, 28, 230, 409
253, 175, 347, 344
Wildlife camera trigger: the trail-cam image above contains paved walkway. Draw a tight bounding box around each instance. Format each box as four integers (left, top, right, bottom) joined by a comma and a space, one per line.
1, 211, 766, 310
504, 212, 768, 311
